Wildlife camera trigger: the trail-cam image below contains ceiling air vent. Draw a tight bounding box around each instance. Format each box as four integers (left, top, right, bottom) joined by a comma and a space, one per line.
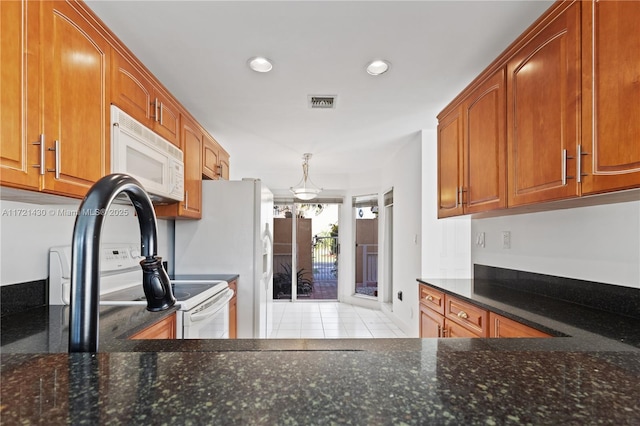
309, 95, 336, 109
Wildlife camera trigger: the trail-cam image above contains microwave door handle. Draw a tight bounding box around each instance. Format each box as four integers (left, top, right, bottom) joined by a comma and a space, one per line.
188, 289, 234, 322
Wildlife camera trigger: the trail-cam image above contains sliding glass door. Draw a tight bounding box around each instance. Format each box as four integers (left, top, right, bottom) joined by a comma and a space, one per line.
273, 201, 340, 301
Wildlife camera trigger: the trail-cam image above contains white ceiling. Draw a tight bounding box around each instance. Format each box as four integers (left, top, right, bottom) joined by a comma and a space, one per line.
85, 0, 553, 191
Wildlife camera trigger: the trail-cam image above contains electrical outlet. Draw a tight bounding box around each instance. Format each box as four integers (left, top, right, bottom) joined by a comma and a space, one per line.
476, 232, 485, 248
502, 231, 511, 249
397, 291, 403, 301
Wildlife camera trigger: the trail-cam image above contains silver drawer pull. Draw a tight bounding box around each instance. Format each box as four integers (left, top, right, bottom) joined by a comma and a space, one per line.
457, 310, 469, 320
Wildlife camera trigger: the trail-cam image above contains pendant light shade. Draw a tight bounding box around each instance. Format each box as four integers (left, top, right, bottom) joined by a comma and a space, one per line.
290, 153, 322, 201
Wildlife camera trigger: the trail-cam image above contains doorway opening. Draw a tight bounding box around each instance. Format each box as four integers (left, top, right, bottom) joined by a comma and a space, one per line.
353, 194, 379, 298
273, 201, 340, 301
383, 189, 393, 305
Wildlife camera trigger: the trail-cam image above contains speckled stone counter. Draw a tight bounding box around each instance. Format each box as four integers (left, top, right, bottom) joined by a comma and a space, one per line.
2, 272, 640, 424
2, 340, 640, 424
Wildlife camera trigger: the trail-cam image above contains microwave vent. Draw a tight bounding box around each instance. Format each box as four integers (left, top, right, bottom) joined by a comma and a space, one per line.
116, 110, 183, 161
309, 95, 336, 109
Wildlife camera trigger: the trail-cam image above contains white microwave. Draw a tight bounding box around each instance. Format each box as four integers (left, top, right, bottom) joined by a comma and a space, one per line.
110, 105, 184, 203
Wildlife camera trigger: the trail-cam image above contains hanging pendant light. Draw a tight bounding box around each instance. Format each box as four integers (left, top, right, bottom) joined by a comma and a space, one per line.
290, 153, 322, 201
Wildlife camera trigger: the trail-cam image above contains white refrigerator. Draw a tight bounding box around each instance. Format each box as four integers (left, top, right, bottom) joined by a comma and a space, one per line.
174, 179, 274, 338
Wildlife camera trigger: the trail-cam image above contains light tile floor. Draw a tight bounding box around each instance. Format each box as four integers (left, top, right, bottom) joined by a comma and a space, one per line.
270, 302, 408, 339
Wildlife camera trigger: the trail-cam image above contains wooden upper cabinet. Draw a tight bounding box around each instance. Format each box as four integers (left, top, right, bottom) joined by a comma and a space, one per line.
41, 0, 111, 198
111, 50, 153, 125
2, 0, 110, 198
581, 0, 640, 194
202, 132, 231, 180
218, 148, 230, 180
0, 0, 40, 190
463, 69, 507, 213
202, 132, 221, 179
153, 90, 180, 147
111, 50, 180, 147
155, 114, 202, 219
506, 1, 581, 207
437, 107, 464, 218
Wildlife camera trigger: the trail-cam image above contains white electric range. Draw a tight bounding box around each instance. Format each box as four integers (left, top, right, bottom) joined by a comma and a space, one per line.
49, 244, 233, 339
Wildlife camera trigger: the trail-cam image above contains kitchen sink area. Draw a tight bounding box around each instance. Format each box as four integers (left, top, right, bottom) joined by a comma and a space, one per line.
2, 0, 640, 424
2, 264, 639, 424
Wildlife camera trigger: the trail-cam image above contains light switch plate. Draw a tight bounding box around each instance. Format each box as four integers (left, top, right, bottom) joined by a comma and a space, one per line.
502, 231, 511, 249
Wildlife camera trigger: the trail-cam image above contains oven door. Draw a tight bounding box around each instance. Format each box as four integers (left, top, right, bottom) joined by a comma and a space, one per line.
182, 288, 234, 339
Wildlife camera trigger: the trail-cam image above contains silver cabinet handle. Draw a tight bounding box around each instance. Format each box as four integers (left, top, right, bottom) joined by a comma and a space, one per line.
47, 140, 60, 179
159, 102, 163, 125
184, 190, 189, 210
578, 144, 588, 182
562, 149, 567, 185
32, 134, 45, 175
153, 98, 159, 122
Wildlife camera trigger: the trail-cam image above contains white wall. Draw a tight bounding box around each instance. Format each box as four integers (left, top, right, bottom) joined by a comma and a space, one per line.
0, 197, 173, 286
420, 129, 472, 279
472, 201, 640, 288
378, 132, 423, 337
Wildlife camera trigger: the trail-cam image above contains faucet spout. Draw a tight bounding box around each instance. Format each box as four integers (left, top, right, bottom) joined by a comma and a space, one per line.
69, 173, 176, 352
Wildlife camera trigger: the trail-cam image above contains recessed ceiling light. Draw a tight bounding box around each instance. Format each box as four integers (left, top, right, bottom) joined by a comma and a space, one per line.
366, 59, 391, 76
248, 56, 273, 73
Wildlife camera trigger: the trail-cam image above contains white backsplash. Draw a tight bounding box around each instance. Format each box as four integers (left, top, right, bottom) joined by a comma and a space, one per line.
0, 199, 174, 286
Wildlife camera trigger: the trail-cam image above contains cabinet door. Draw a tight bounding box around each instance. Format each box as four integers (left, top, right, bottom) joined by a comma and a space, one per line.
228, 279, 237, 339
202, 132, 221, 179
152, 90, 180, 147
130, 314, 176, 340
218, 148, 230, 180
0, 0, 40, 190
40, 0, 110, 198
420, 304, 444, 338
463, 69, 507, 213
111, 50, 154, 126
154, 114, 202, 219
507, 1, 581, 207
445, 319, 481, 338
437, 107, 464, 218
181, 117, 202, 218
581, 0, 640, 194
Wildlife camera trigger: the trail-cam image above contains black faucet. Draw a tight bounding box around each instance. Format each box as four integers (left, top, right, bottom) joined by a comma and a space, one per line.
69, 173, 176, 352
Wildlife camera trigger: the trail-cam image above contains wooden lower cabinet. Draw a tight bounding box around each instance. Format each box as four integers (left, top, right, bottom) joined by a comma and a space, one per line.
130, 313, 176, 340
446, 319, 483, 338
228, 279, 237, 339
489, 312, 551, 338
444, 294, 489, 337
420, 304, 445, 338
419, 284, 550, 339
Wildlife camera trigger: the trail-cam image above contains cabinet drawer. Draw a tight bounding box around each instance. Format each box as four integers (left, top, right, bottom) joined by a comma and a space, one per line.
419, 285, 445, 315
489, 312, 550, 338
445, 295, 488, 337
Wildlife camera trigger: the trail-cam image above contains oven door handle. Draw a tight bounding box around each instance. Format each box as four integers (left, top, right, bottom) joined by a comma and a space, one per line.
188, 288, 234, 323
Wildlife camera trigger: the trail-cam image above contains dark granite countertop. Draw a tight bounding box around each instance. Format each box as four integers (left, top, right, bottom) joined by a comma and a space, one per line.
2, 274, 640, 424
417, 277, 640, 348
